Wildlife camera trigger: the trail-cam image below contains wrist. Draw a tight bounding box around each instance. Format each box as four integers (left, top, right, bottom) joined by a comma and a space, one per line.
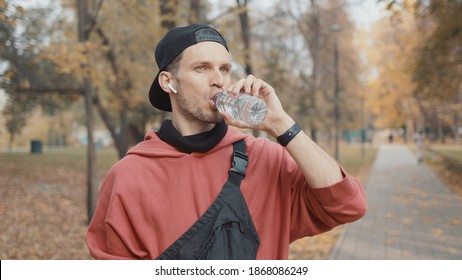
266, 115, 295, 138
277, 122, 302, 146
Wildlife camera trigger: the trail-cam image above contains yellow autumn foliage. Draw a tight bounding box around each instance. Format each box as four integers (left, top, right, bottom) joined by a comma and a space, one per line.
364, 10, 421, 129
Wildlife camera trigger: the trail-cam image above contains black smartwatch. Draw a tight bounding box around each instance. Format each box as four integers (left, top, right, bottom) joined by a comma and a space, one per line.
276, 123, 301, 146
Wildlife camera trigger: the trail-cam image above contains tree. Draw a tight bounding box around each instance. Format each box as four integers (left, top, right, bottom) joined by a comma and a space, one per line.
189, 0, 208, 24
77, 0, 98, 224
412, 1, 462, 143
379, 0, 462, 143
1, 1, 34, 147
365, 13, 421, 136
235, 0, 262, 137
1, 0, 79, 147
248, 0, 362, 148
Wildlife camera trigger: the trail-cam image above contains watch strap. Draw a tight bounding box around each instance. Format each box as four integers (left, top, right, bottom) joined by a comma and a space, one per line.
276, 123, 301, 146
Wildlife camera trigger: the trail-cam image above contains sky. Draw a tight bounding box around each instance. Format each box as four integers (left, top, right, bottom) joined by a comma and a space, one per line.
348, 0, 388, 29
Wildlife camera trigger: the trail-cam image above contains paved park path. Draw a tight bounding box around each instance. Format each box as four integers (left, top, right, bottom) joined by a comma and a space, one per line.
331, 144, 462, 259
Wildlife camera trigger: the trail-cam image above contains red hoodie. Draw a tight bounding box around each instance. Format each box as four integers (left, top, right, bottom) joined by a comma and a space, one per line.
87, 127, 366, 259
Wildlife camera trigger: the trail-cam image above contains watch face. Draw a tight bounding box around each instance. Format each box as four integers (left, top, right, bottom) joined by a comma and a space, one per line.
277, 123, 301, 146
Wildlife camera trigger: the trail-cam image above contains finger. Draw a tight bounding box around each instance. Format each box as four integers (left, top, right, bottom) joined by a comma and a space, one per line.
243, 75, 255, 94
220, 111, 250, 128
252, 79, 263, 97
227, 79, 245, 95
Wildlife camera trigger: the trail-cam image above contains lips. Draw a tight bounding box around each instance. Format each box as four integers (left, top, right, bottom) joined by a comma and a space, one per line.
209, 102, 218, 111
209, 96, 219, 111
210, 91, 223, 111
211, 90, 223, 99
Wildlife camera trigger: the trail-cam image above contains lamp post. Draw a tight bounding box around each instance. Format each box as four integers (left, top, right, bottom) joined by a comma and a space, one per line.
359, 76, 367, 159
330, 24, 341, 161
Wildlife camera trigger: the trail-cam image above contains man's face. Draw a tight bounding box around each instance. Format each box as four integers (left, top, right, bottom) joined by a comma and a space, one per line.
173, 41, 232, 123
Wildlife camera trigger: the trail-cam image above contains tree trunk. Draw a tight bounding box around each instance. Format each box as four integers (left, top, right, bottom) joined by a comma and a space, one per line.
160, 0, 177, 30
454, 90, 461, 145
8, 132, 15, 152
94, 26, 144, 159
293, 0, 321, 143
77, 0, 98, 224
236, 0, 252, 75
236, 0, 259, 137
308, 0, 320, 143
189, 0, 204, 24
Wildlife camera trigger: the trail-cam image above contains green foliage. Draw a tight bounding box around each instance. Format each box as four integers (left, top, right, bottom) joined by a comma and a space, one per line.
1, 1, 80, 144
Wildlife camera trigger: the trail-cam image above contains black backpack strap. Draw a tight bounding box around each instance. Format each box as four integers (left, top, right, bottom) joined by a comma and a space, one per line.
228, 139, 248, 187
156, 138, 260, 260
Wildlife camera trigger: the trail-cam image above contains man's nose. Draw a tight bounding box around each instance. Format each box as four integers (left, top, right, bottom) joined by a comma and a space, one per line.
210, 68, 224, 88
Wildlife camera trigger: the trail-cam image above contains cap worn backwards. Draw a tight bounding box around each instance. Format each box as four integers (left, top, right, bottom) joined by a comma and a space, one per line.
148, 24, 229, 111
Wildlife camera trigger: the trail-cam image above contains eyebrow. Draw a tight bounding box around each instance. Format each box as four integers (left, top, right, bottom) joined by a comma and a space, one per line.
189, 60, 232, 68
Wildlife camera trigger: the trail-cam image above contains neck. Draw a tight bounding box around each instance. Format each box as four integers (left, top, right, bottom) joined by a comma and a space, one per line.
172, 118, 216, 136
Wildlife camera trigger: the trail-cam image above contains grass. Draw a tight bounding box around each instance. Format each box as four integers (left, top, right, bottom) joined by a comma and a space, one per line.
424, 144, 462, 197
0, 147, 119, 182
430, 144, 462, 163
337, 144, 378, 182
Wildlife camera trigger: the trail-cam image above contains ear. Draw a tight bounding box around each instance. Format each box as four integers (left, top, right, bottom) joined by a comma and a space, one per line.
158, 71, 176, 94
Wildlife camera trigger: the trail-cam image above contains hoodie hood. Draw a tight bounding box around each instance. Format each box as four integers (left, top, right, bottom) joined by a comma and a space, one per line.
127, 126, 248, 159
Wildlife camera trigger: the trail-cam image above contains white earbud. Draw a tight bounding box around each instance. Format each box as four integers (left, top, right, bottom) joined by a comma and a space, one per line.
167, 83, 178, 94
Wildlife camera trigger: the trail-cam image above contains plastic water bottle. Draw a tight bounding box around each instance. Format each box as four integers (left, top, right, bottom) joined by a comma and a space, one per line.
213, 92, 268, 125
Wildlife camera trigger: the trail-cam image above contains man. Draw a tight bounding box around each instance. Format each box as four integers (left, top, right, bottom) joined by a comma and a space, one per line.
87, 24, 366, 260
414, 130, 425, 164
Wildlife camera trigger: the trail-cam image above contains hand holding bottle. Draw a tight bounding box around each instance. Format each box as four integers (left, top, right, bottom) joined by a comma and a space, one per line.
223, 74, 292, 137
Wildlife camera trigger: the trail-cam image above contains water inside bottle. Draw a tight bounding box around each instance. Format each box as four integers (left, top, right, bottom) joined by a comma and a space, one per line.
237, 96, 268, 125
215, 93, 239, 117
214, 92, 268, 125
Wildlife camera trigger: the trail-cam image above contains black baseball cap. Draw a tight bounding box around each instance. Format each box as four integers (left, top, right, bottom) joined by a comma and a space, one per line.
149, 24, 229, 111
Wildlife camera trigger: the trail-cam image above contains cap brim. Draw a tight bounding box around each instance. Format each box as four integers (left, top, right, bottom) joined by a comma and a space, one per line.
149, 72, 172, 112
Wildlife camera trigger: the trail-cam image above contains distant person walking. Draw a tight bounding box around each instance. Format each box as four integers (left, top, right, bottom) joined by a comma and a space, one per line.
414, 130, 425, 164
388, 131, 394, 144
